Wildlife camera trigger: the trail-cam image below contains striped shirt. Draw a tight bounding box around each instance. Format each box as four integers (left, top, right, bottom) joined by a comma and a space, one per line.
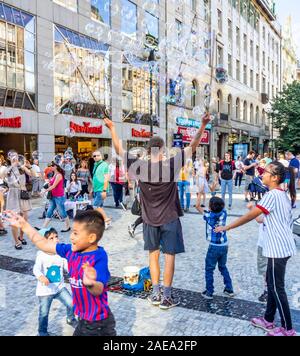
257, 189, 297, 258
56, 244, 111, 322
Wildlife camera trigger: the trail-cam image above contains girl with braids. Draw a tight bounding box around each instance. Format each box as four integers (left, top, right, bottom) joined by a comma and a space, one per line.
215, 161, 297, 337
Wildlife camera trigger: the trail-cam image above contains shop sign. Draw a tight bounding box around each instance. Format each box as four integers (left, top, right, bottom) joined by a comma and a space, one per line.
173, 133, 183, 148
132, 128, 152, 138
176, 117, 212, 130
70, 121, 102, 134
177, 127, 210, 145
0, 116, 22, 128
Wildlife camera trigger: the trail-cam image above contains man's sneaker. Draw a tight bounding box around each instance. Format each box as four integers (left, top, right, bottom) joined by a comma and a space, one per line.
159, 296, 180, 310
267, 327, 297, 337
147, 293, 162, 306
66, 317, 78, 328
201, 290, 213, 300
251, 317, 276, 332
105, 220, 112, 230
120, 202, 127, 211
128, 224, 135, 238
258, 291, 268, 304
223, 289, 235, 298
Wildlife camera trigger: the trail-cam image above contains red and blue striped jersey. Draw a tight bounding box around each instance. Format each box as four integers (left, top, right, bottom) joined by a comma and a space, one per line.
56, 244, 110, 321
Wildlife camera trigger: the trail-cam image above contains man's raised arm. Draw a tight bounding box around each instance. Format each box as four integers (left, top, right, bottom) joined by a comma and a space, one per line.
185, 113, 212, 154
104, 118, 125, 158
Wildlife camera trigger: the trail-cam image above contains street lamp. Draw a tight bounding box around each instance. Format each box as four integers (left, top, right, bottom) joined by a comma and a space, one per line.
143, 37, 160, 137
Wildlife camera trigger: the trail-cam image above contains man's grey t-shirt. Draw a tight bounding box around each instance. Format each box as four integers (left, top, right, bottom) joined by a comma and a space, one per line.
127, 151, 185, 227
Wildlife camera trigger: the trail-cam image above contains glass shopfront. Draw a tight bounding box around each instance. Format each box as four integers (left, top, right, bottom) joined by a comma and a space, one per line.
0, 2, 36, 110
0, 133, 37, 159
54, 25, 110, 119
55, 136, 111, 161
122, 54, 159, 127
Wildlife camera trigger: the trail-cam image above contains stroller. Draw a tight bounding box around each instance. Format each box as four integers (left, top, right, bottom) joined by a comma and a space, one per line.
248, 176, 269, 201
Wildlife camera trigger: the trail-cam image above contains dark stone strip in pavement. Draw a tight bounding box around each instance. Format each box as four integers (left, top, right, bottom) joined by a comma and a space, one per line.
103, 206, 244, 218
0, 254, 299, 332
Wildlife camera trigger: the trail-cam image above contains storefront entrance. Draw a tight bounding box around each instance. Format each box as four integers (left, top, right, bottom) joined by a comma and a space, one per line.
55, 136, 111, 161
0, 134, 37, 160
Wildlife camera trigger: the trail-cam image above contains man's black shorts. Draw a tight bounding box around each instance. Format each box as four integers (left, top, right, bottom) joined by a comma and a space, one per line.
143, 219, 185, 255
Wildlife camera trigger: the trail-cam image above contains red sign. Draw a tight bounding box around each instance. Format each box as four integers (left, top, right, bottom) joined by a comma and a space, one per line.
132, 128, 152, 138
0, 116, 22, 128
70, 121, 103, 134
177, 127, 210, 145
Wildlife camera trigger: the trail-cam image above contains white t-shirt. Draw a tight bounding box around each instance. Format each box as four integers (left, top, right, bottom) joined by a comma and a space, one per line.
33, 251, 68, 297
32, 164, 41, 176
66, 180, 82, 194
257, 189, 297, 258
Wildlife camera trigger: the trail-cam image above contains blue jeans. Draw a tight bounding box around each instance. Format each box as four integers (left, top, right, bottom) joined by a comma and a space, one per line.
177, 181, 191, 209
93, 191, 104, 208
221, 179, 233, 207
205, 245, 233, 295
38, 288, 74, 336
46, 196, 67, 219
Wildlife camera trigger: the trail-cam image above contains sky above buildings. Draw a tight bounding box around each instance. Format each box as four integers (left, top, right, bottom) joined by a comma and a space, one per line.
276, 0, 300, 58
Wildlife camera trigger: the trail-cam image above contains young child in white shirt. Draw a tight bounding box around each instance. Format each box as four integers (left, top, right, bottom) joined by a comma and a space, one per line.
33, 228, 76, 336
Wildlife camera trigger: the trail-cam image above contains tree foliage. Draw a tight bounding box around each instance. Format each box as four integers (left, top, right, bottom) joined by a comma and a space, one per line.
270, 81, 300, 154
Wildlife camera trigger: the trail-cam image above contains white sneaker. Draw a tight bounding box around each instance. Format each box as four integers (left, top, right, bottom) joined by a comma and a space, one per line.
128, 224, 135, 238
105, 220, 112, 230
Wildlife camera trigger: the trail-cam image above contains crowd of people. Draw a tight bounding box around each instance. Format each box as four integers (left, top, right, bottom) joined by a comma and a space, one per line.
1, 114, 300, 337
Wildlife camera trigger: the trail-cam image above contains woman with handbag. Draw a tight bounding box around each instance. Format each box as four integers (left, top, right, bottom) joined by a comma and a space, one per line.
6, 154, 34, 250
41, 163, 71, 233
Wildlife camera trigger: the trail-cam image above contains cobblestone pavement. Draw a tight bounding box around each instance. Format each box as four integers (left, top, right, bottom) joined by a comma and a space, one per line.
1, 190, 300, 336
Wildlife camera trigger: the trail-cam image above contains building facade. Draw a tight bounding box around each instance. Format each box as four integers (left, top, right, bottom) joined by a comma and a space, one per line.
282, 16, 298, 86
0, 0, 283, 166
0, 0, 167, 165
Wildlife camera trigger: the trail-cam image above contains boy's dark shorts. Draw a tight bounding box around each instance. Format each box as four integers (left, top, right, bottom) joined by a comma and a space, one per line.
143, 219, 185, 255
73, 311, 116, 337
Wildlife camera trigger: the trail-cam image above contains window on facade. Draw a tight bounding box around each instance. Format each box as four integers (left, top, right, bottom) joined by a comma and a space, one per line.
236, 98, 240, 120
217, 46, 223, 66
0, 2, 36, 110
236, 59, 240, 81
203, 0, 210, 23
144, 11, 159, 40
54, 25, 110, 119
250, 70, 253, 89
122, 54, 159, 127
243, 101, 247, 121
228, 20, 232, 43
91, 0, 110, 25
217, 9, 222, 34
228, 54, 232, 77
228, 95, 232, 118
191, 80, 198, 107
256, 106, 259, 125
53, 0, 77, 12
243, 65, 247, 85
175, 19, 182, 45
217, 90, 223, 113
121, 0, 137, 39
250, 104, 254, 123
191, 0, 197, 12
